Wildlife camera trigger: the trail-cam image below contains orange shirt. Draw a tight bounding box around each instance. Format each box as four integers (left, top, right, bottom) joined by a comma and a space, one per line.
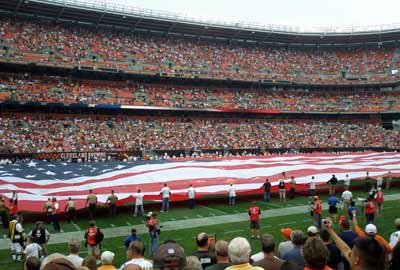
354, 225, 391, 254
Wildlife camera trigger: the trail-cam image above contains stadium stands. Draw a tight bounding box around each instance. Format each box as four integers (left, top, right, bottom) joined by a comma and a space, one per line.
1, 18, 400, 84
0, 114, 398, 153
0, 73, 399, 112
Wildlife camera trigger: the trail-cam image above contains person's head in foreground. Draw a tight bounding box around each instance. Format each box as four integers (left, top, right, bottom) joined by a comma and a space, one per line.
350, 237, 385, 270
100, 251, 115, 266
228, 237, 251, 265
302, 237, 329, 269
153, 242, 186, 270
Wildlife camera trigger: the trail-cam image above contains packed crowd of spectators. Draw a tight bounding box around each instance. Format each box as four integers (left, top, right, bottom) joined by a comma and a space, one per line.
0, 114, 398, 153
8, 201, 400, 270
1, 73, 399, 112
1, 18, 399, 83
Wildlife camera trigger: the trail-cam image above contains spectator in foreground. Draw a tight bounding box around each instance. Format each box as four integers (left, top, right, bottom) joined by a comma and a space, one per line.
184, 256, 203, 270
390, 218, 400, 249
120, 240, 153, 270
205, 240, 231, 270
307, 226, 319, 238
327, 221, 386, 270
41, 253, 76, 270
193, 232, 216, 269
282, 230, 305, 270
153, 242, 187, 270
277, 228, 293, 259
252, 234, 285, 270
390, 242, 400, 270
320, 230, 342, 270
351, 212, 391, 255
24, 256, 41, 270
66, 238, 84, 268
302, 237, 331, 270
225, 237, 263, 270
82, 255, 98, 270
98, 251, 116, 270
337, 217, 358, 270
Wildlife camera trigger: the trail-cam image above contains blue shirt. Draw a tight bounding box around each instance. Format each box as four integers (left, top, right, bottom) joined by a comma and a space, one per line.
348, 206, 358, 217
328, 196, 340, 206
124, 234, 142, 248
282, 246, 304, 270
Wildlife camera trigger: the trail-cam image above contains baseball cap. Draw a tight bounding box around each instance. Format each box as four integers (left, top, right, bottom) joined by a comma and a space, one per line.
101, 251, 115, 263
307, 226, 319, 235
153, 243, 186, 269
339, 216, 347, 222
280, 228, 292, 238
365, 224, 377, 235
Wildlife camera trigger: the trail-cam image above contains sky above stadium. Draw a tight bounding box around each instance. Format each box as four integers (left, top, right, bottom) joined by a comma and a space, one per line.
105, 0, 399, 28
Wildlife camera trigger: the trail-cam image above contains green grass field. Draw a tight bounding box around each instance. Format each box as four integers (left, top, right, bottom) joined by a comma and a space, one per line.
0, 186, 399, 270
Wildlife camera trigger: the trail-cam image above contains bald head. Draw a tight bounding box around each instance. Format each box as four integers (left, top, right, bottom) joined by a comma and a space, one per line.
196, 232, 209, 248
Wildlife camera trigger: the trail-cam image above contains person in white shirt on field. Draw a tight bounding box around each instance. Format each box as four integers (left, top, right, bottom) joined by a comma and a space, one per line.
160, 183, 171, 212
308, 176, 316, 196
187, 184, 196, 209
228, 183, 236, 206
134, 189, 145, 216
344, 174, 351, 189
341, 187, 353, 217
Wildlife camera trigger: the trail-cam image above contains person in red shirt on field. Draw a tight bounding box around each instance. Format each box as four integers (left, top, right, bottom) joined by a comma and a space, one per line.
364, 197, 376, 224
249, 201, 261, 239
375, 188, 384, 217
312, 196, 322, 229
84, 220, 101, 260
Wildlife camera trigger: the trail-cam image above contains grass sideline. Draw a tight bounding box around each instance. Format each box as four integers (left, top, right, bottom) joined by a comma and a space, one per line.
0, 186, 399, 269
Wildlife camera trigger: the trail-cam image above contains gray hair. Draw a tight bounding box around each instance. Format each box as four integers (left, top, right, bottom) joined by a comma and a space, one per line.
184, 256, 203, 270
291, 230, 305, 246
68, 238, 81, 254
228, 237, 251, 265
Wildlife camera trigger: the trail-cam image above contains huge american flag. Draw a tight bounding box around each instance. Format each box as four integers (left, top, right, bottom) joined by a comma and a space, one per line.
0, 151, 399, 212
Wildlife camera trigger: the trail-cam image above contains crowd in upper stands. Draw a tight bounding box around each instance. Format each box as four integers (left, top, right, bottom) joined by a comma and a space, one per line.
1, 18, 400, 83
0, 73, 399, 112
0, 114, 398, 153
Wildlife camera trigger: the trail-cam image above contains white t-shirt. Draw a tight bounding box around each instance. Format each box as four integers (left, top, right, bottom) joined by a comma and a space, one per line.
24, 243, 42, 258
228, 186, 236, 197
389, 230, 400, 249
342, 190, 353, 201
66, 254, 84, 268
161, 187, 170, 199
188, 187, 195, 199
134, 193, 144, 205
344, 177, 351, 186
120, 258, 153, 270
309, 179, 316, 189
